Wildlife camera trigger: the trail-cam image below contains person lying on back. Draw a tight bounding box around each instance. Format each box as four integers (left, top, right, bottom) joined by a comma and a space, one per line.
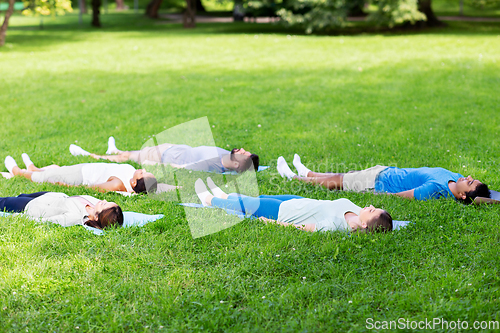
0, 191, 123, 229
70, 136, 260, 173
5, 154, 158, 194
277, 154, 490, 204
195, 177, 393, 233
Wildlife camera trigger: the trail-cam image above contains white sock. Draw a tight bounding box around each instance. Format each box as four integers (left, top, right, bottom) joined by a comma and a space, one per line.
69, 144, 90, 156
195, 179, 211, 207
207, 177, 227, 198
4, 156, 17, 174
106, 136, 120, 155
1, 172, 13, 179
293, 154, 311, 177
277, 156, 296, 180
21, 153, 34, 169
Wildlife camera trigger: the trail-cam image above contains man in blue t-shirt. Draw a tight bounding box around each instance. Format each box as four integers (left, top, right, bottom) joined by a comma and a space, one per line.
277, 154, 490, 204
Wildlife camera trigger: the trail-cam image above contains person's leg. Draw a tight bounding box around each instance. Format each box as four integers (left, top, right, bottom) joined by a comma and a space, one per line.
294, 174, 345, 190
259, 194, 304, 201
91, 143, 176, 164
18, 165, 84, 185
0, 192, 47, 213
11, 166, 34, 181
211, 195, 282, 219
17, 191, 49, 199
26, 163, 61, 172
89, 152, 133, 163
137, 143, 176, 164
302, 171, 337, 177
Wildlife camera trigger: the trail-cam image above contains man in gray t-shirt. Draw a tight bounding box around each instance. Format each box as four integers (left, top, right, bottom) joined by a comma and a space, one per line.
74, 137, 260, 174
161, 145, 229, 173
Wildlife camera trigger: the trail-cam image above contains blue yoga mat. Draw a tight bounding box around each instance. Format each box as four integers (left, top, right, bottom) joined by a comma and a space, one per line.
222, 166, 270, 175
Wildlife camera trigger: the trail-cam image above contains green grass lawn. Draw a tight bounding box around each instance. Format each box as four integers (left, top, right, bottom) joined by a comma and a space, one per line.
1, 12, 500, 332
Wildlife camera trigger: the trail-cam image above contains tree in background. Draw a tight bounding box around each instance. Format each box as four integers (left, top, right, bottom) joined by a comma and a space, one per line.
276, 0, 449, 33
145, 0, 191, 18
116, 0, 126, 10
369, 0, 428, 27
145, 0, 163, 17
277, 0, 348, 33
0, 0, 72, 46
183, 0, 196, 26
467, 0, 500, 9
91, 0, 101, 26
0, 0, 16, 46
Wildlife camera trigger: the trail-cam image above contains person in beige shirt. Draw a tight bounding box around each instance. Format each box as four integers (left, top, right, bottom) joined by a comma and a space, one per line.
0, 191, 123, 229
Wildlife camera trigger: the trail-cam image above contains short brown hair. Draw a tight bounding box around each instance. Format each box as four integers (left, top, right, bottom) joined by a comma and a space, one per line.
367, 210, 393, 233
133, 176, 158, 194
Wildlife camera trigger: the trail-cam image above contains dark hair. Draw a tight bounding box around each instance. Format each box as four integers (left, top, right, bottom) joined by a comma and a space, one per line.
250, 153, 259, 171
133, 176, 158, 194
367, 210, 393, 233
85, 205, 124, 229
460, 182, 490, 205
230, 149, 259, 173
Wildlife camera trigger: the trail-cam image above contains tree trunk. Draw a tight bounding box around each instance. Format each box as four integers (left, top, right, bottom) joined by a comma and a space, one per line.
91, 0, 101, 27
116, 0, 126, 10
0, 0, 15, 47
418, 0, 442, 27
195, 0, 206, 12
183, 0, 196, 28
347, 0, 366, 17
81, 0, 88, 14
145, 0, 163, 18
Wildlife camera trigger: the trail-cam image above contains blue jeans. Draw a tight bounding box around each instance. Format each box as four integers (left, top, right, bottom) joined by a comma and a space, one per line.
0, 192, 48, 213
211, 194, 303, 219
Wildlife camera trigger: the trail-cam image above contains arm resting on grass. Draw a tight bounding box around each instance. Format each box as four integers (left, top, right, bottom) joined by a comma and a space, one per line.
393, 189, 415, 199
90, 177, 127, 193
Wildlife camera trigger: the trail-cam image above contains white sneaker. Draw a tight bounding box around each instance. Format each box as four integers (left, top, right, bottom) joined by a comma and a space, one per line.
207, 177, 226, 198
195, 178, 211, 207
1, 172, 13, 179
4, 156, 17, 174
106, 136, 120, 155
69, 144, 90, 156
21, 153, 34, 168
277, 156, 296, 180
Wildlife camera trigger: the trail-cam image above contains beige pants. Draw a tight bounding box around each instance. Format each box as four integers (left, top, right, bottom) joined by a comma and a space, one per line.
135, 143, 176, 163
342, 165, 388, 192
31, 164, 85, 185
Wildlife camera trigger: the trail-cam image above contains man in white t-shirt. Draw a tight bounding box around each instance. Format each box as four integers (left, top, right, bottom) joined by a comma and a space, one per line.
194, 177, 393, 233
5, 154, 158, 194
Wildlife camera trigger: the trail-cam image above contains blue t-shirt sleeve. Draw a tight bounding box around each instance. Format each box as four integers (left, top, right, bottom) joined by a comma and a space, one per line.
413, 182, 445, 201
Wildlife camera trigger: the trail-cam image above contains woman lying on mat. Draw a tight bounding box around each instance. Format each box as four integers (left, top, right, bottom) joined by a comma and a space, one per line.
195, 178, 393, 233
5, 154, 157, 194
0, 191, 123, 229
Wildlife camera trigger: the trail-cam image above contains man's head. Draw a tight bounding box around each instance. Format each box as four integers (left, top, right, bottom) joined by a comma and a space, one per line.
455, 176, 490, 205
224, 148, 259, 173
85, 200, 124, 229
356, 205, 393, 233
131, 169, 158, 194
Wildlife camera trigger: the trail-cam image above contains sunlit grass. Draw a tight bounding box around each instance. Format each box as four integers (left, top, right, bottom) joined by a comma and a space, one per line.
0, 13, 500, 332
